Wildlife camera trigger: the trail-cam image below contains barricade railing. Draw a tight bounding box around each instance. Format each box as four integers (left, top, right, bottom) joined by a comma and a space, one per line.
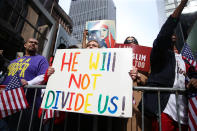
134, 86, 186, 131
3, 85, 186, 131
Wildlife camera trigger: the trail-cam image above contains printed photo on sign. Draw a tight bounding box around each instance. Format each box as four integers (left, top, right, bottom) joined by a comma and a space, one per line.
86, 20, 116, 48
41, 48, 133, 118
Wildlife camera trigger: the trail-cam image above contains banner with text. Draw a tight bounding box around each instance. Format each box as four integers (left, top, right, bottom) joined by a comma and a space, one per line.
41, 48, 133, 118
115, 44, 152, 72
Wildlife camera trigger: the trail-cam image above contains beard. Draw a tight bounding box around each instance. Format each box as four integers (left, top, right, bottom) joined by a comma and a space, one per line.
26, 48, 37, 55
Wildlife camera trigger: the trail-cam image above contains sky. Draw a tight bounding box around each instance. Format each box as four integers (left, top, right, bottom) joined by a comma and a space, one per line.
59, 0, 161, 47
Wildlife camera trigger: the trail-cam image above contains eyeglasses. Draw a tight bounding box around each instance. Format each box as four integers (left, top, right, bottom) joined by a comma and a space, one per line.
28, 41, 39, 45
126, 39, 136, 43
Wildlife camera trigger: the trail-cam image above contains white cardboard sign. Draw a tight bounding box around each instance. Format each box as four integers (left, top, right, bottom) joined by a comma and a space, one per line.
41, 48, 133, 118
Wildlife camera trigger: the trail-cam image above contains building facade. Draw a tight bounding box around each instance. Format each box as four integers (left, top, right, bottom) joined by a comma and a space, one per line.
69, 0, 116, 42
0, 0, 75, 60
156, 0, 197, 53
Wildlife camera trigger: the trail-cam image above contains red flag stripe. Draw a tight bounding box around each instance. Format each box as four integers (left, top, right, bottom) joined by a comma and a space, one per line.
12, 89, 21, 110
19, 88, 29, 108
2, 91, 11, 115
17, 88, 26, 109
0, 96, 6, 118
44, 109, 54, 119
10, 89, 19, 112
188, 113, 195, 131
188, 109, 197, 129
7, 91, 16, 114
18, 88, 28, 109
15, 88, 24, 110
188, 97, 197, 130
5, 91, 14, 114
189, 97, 197, 116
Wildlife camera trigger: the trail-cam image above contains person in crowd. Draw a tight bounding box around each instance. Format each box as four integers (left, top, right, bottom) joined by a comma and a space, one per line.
139, 0, 196, 130
124, 36, 151, 131
42, 44, 79, 131
86, 40, 100, 49
1, 38, 49, 131
0, 50, 10, 85
124, 36, 139, 45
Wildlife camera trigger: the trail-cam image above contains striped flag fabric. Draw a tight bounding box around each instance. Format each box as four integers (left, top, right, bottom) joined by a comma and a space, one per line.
181, 43, 197, 130
39, 108, 60, 120
188, 92, 197, 131
181, 43, 195, 60
44, 109, 54, 119
0, 73, 29, 118
181, 43, 197, 70
182, 56, 197, 70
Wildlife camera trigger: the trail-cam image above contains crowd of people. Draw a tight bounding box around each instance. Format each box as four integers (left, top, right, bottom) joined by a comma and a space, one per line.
0, 0, 197, 131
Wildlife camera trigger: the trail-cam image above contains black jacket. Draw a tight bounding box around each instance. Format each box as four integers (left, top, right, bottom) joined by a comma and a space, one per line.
139, 16, 180, 117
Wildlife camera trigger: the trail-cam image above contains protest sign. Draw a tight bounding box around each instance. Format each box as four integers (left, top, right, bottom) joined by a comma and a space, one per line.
86, 20, 116, 48
115, 44, 152, 72
41, 48, 133, 118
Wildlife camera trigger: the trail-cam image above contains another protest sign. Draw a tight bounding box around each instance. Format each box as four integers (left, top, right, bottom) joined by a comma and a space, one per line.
115, 44, 152, 72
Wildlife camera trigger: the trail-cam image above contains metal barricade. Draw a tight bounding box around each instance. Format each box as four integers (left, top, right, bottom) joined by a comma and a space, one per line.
13, 85, 187, 131
134, 86, 186, 131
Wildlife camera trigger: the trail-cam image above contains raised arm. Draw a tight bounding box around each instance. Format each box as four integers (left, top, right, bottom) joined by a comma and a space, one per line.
171, 0, 188, 18
82, 30, 88, 48
151, 0, 189, 61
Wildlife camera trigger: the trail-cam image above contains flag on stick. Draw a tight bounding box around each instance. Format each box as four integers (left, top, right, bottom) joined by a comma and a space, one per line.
0, 73, 29, 118
188, 92, 197, 131
181, 43, 197, 70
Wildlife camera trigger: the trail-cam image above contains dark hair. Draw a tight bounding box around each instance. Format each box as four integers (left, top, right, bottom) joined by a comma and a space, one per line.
124, 36, 138, 45
57, 44, 67, 49
87, 40, 100, 48
68, 45, 79, 49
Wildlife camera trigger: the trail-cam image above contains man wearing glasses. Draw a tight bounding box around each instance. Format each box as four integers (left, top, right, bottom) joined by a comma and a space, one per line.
1, 38, 49, 130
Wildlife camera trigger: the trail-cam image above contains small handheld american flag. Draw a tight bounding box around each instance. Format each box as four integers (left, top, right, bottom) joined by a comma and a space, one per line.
181, 43, 197, 130
0, 72, 29, 118
188, 91, 197, 131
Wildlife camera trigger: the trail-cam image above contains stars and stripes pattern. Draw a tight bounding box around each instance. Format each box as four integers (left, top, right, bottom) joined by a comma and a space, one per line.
182, 56, 197, 71
0, 73, 29, 118
181, 43, 197, 130
44, 109, 54, 119
39, 108, 60, 120
188, 93, 197, 131
181, 43, 197, 70
181, 43, 195, 60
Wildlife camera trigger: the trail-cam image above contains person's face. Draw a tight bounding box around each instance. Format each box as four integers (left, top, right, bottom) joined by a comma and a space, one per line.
171, 35, 176, 43
86, 41, 99, 49
174, 45, 179, 54
24, 38, 39, 54
126, 37, 136, 44
100, 27, 108, 39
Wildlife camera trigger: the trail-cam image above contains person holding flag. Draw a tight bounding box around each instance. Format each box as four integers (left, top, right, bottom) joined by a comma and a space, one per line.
139, 0, 197, 130
1, 38, 49, 131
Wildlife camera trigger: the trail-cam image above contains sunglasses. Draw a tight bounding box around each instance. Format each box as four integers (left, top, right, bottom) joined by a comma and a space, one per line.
126, 39, 136, 43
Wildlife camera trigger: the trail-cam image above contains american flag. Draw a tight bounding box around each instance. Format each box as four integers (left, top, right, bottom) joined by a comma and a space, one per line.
39, 107, 60, 120
0, 73, 29, 118
181, 43, 197, 130
181, 43, 195, 60
188, 92, 197, 131
181, 43, 197, 70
